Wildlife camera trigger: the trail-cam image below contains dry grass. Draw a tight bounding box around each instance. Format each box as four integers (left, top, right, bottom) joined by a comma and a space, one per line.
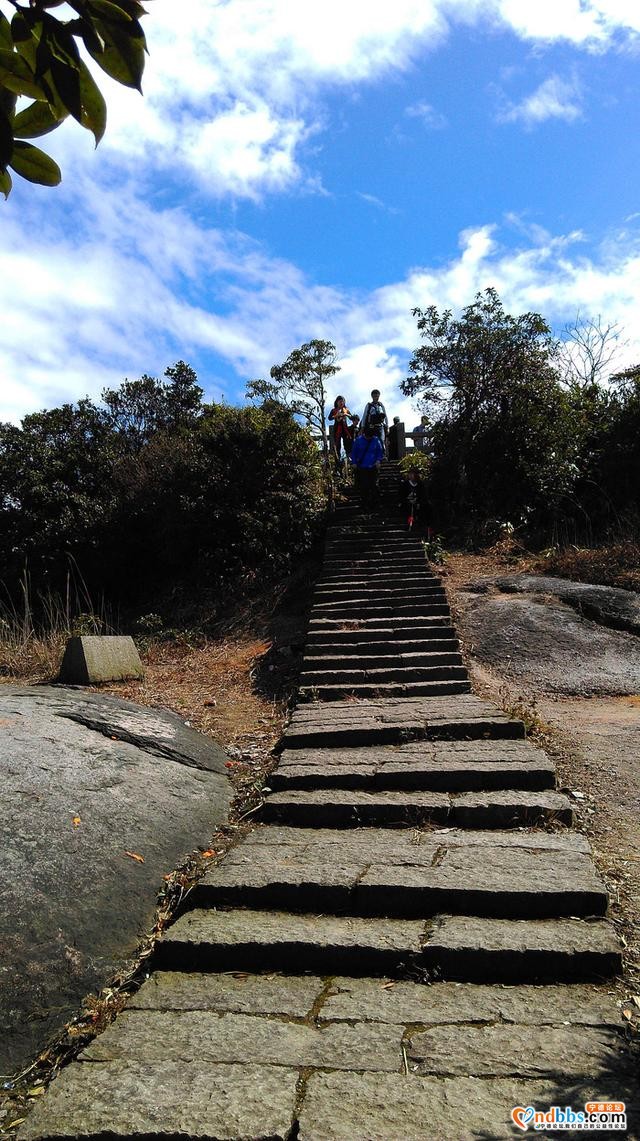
0, 630, 67, 683
102, 637, 283, 750
536, 540, 640, 593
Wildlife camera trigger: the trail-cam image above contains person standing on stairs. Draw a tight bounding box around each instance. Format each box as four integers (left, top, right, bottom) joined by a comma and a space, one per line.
361, 389, 388, 452
350, 423, 384, 512
328, 395, 356, 472
399, 465, 432, 534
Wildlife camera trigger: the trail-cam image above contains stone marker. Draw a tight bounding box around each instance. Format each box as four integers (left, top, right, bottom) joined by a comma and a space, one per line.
59, 635, 144, 684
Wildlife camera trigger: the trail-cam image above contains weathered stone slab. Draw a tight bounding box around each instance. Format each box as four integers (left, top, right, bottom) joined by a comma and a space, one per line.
283, 694, 525, 747
18, 1061, 297, 1140
129, 971, 324, 1017
320, 978, 622, 1026
298, 1072, 620, 1141
239, 825, 591, 858
262, 788, 571, 828
261, 788, 451, 827
272, 757, 556, 791
298, 679, 471, 702
422, 914, 622, 982
406, 1023, 623, 1079
302, 652, 462, 671
450, 789, 573, 827
157, 909, 425, 974
300, 664, 466, 684
194, 827, 605, 918
82, 1010, 403, 1072
58, 635, 143, 683
355, 848, 605, 919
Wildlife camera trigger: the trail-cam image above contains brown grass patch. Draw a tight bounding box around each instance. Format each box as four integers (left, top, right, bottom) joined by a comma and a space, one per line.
535, 541, 640, 593
100, 636, 283, 750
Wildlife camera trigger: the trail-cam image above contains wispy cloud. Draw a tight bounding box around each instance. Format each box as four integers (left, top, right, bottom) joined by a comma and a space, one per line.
52, 0, 639, 201
404, 100, 448, 129
356, 192, 401, 215
497, 74, 583, 126
4, 171, 640, 424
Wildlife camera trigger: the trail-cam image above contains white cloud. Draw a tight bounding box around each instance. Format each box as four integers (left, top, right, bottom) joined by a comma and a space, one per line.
4, 175, 640, 425
498, 74, 583, 126
493, 0, 640, 45
12, 0, 639, 203
404, 100, 448, 129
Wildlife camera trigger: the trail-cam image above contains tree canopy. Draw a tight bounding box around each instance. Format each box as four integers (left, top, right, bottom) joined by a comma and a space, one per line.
403, 288, 578, 526
247, 339, 340, 463
0, 364, 323, 622
0, 0, 150, 197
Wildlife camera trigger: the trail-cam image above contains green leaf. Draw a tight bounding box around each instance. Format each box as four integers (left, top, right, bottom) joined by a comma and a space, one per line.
49, 55, 82, 121
11, 12, 33, 44
48, 26, 81, 68
87, 17, 145, 90
78, 17, 103, 55
9, 139, 61, 185
0, 166, 13, 198
0, 101, 12, 167
0, 13, 12, 51
78, 59, 106, 143
112, 0, 147, 15
0, 49, 47, 100
13, 99, 67, 139
89, 0, 134, 22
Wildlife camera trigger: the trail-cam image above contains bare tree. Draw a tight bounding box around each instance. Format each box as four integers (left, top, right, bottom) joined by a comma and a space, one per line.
557, 313, 628, 390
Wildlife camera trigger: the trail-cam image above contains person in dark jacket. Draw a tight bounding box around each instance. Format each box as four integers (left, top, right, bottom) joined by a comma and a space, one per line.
351, 424, 384, 511
399, 466, 431, 532
361, 389, 388, 450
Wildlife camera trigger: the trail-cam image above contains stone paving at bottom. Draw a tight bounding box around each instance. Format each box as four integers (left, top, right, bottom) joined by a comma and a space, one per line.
18, 972, 637, 1139
18, 481, 639, 1140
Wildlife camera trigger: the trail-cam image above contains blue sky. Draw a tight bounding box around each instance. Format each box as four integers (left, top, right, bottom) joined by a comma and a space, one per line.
2, 0, 640, 424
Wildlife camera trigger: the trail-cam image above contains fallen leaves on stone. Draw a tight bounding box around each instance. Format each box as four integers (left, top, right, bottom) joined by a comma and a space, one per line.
123, 851, 144, 863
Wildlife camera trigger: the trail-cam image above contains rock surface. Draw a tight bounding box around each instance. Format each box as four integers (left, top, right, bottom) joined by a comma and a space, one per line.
458, 575, 640, 695
0, 685, 230, 1080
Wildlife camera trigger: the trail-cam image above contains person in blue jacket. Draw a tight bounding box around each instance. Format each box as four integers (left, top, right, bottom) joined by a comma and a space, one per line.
350, 423, 384, 511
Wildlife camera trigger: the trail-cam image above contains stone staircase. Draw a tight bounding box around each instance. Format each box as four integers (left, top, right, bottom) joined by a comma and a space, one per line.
20, 461, 635, 1141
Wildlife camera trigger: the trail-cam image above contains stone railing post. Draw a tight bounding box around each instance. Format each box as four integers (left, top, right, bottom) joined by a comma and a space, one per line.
389, 421, 406, 460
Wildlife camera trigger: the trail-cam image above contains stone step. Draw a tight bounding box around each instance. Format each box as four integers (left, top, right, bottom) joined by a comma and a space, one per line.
304, 637, 460, 655
311, 602, 450, 619
300, 680, 473, 702
325, 529, 410, 540
301, 652, 464, 671
283, 693, 525, 747
157, 908, 620, 981
314, 584, 446, 597
272, 740, 557, 792
190, 826, 607, 919
308, 615, 452, 632
299, 679, 471, 701
325, 536, 425, 548
421, 913, 623, 983
300, 666, 467, 685
260, 788, 573, 829
313, 592, 448, 608
323, 555, 428, 567
315, 575, 440, 588
157, 909, 427, 974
